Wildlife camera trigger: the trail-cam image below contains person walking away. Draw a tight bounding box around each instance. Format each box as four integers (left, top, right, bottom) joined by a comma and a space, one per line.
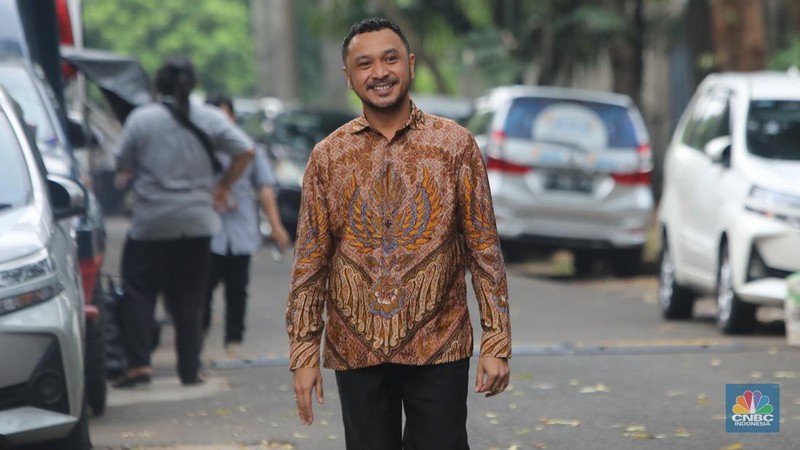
113, 56, 254, 387
203, 95, 291, 358
286, 18, 511, 450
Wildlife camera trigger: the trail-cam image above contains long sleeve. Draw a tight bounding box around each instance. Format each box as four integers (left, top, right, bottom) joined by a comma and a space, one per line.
286, 151, 334, 369
456, 137, 512, 359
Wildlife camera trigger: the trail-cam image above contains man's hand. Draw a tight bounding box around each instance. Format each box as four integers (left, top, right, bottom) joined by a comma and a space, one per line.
475, 357, 510, 397
213, 183, 231, 212
293, 367, 324, 425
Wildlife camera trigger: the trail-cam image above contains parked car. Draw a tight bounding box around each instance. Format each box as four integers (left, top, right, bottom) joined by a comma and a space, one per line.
0, 85, 91, 449
242, 106, 357, 239
468, 85, 654, 276
658, 70, 800, 334
0, 59, 108, 415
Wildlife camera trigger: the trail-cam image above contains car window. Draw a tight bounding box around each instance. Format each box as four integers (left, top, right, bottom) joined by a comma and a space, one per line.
271, 110, 354, 161
0, 110, 32, 209
747, 100, 800, 161
0, 66, 60, 152
684, 89, 730, 150
503, 97, 639, 148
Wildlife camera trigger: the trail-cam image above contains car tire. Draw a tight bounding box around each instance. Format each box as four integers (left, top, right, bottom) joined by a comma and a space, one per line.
716, 243, 756, 334
658, 240, 695, 319
85, 281, 107, 416
610, 246, 643, 277
573, 250, 596, 277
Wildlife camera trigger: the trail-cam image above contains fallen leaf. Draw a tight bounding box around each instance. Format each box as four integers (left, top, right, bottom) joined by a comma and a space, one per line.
750, 371, 762, 379
623, 432, 655, 439
666, 389, 687, 397
541, 418, 581, 427
512, 373, 533, 380
774, 371, 798, 379
675, 428, 692, 438
580, 384, 610, 394
568, 379, 579, 386
486, 411, 499, 419
624, 424, 646, 432
710, 358, 721, 367
215, 407, 232, 417
326, 434, 338, 440
722, 444, 744, 450
534, 443, 546, 449
292, 431, 308, 439
509, 403, 518, 410
767, 347, 778, 355
515, 427, 531, 436
696, 393, 709, 405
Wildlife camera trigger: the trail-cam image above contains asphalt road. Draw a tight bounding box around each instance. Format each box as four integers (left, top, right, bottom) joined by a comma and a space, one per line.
89, 216, 799, 450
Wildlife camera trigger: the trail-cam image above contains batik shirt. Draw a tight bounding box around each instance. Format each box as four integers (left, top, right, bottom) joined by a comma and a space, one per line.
286, 102, 511, 371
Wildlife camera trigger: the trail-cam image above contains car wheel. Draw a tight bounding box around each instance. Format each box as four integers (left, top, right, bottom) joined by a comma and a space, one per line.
573, 250, 596, 277
716, 243, 756, 334
658, 241, 694, 319
85, 282, 108, 416
610, 246, 643, 277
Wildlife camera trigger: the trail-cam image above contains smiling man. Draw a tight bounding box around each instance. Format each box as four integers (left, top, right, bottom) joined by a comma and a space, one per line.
286, 18, 512, 450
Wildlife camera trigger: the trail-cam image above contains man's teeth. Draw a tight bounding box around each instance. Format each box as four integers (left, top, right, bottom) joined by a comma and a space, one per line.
374, 84, 393, 91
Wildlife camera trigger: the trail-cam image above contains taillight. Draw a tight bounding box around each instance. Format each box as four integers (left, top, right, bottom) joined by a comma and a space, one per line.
485, 130, 532, 174
486, 156, 532, 174
612, 171, 651, 186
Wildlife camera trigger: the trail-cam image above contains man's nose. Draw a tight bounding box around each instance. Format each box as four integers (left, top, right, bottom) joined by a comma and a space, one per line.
371, 61, 388, 78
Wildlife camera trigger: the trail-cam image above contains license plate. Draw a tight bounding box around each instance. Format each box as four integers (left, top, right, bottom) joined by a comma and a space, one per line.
544, 172, 593, 193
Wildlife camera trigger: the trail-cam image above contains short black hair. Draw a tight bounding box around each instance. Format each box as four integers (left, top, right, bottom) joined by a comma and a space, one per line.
341, 17, 410, 64
206, 94, 234, 115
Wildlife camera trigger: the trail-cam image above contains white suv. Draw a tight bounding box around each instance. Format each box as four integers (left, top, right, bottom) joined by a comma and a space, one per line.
658, 70, 800, 333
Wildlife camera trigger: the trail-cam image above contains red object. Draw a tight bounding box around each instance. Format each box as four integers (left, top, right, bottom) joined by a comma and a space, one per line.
486, 156, 533, 174
79, 255, 104, 312
55, 0, 77, 79
611, 171, 652, 186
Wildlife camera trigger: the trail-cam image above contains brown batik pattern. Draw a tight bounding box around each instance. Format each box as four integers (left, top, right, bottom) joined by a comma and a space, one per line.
287, 103, 511, 370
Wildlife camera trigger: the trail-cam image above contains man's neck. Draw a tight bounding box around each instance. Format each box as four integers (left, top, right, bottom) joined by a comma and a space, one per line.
363, 98, 412, 140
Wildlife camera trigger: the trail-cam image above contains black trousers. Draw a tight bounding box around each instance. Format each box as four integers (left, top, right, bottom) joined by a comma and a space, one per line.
202, 252, 251, 344
335, 358, 470, 450
120, 236, 211, 383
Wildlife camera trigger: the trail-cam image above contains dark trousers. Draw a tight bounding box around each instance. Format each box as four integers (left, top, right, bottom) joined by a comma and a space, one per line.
202, 252, 251, 344
120, 236, 211, 383
335, 358, 470, 450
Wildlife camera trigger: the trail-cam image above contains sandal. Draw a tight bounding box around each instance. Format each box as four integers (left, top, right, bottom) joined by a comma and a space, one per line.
112, 373, 151, 388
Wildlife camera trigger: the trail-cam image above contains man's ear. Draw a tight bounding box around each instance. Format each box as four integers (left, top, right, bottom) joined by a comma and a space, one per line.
343, 66, 353, 89
409, 53, 416, 80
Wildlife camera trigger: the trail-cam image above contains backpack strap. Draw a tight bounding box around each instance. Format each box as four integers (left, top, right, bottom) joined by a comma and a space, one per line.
161, 102, 222, 174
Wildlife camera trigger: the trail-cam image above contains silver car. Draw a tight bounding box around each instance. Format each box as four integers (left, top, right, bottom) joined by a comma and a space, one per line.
468, 85, 653, 276
0, 87, 90, 448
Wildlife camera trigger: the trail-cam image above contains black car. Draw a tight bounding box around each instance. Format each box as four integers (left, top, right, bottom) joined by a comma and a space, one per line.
243, 107, 356, 238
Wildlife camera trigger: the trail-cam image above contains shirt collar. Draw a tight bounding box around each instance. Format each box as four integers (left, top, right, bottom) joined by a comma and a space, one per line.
349, 99, 426, 134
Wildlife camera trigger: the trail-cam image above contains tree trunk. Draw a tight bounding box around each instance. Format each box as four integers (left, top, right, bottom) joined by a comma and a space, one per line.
252, 0, 298, 100
710, 0, 766, 71
607, 0, 644, 107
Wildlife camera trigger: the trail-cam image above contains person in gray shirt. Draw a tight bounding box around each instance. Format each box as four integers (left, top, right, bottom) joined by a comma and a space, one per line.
202, 95, 291, 358
113, 56, 254, 387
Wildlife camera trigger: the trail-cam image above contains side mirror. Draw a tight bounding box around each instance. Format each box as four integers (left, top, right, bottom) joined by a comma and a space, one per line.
47, 175, 86, 220
705, 135, 732, 167
66, 118, 87, 149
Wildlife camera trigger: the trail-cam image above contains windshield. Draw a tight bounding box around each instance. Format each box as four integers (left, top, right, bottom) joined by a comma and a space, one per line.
0, 109, 33, 209
0, 66, 60, 152
747, 100, 800, 160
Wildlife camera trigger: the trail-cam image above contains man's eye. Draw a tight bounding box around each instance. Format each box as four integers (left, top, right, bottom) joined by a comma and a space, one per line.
386, 56, 398, 63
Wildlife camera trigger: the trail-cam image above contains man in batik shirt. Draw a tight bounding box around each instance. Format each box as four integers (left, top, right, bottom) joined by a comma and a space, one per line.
287, 17, 511, 450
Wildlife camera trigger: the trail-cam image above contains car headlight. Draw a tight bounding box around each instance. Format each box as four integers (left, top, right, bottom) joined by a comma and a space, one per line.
274, 159, 305, 190
745, 186, 800, 227
0, 250, 63, 316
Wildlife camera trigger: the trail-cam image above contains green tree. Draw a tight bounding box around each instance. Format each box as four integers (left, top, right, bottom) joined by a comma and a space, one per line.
82, 0, 255, 96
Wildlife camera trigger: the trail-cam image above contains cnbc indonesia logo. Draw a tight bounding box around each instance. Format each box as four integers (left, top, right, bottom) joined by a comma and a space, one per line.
726, 385, 780, 433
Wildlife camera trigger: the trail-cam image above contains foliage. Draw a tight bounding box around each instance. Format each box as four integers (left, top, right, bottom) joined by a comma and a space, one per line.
770, 37, 800, 71
82, 0, 254, 96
